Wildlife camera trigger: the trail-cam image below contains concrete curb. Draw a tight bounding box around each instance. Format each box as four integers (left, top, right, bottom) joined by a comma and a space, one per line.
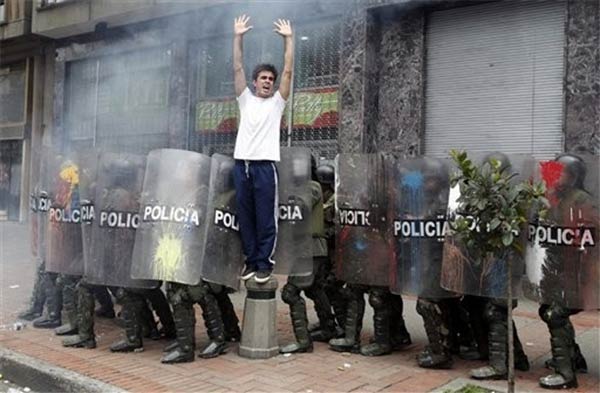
0, 348, 127, 393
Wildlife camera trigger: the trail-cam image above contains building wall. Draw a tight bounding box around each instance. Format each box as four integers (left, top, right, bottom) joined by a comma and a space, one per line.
339, 0, 600, 157
564, 0, 600, 154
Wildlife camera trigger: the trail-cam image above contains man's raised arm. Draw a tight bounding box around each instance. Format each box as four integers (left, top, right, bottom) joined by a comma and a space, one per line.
274, 19, 293, 101
233, 15, 252, 97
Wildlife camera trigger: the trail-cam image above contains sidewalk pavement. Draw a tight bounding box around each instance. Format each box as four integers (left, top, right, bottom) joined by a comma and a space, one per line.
1, 222, 598, 393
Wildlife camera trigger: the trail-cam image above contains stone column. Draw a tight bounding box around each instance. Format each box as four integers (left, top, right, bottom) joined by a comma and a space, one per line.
564, 0, 600, 154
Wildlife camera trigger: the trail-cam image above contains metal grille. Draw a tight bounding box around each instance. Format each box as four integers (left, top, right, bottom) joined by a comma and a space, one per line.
64, 47, 171, 155
189, 19, 341, 161
290, 21, 340, 161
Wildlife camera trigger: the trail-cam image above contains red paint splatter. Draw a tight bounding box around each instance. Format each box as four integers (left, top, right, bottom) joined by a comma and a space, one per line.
540, 161, 565, 206
540, 161, 564, 189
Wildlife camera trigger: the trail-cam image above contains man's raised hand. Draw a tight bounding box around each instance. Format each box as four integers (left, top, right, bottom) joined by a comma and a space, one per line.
234, 15, 253, 36
274, 19, 293, 37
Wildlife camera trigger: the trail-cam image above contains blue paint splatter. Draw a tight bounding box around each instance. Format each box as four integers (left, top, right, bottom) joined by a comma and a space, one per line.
354, 239, 367, 251
402, 171, 424, 191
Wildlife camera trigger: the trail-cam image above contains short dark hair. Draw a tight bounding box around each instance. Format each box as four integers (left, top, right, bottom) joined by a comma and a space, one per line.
252, 63, 278, 82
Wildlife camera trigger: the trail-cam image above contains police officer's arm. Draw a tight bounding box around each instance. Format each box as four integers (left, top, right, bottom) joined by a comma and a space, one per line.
233, 15, 252, 97
309, 181, 323, 208
274, 19, 293, 100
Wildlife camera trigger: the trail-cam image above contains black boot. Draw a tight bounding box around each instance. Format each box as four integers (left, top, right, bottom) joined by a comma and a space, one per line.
18, 263, 46, 321
389, 295, 411, 350
93, 286, 115, 319
110, 292, 144, 352
329, 287, 364, 353
215, 290, 241, 342
161, 302, 196, 364
305, 284, 338, 343
280, 283, 313, 354
540, 322, 578, 389
461, 296, 489, 361
326, 278, 347, 331
63, 284, 96, 349
33, 274, 62, 329
146, 288, 176, 340
416, 298, 452, 369
139, 299, 159, 340
360, 290, 392, 357
55, 276, 79, 336
513, 323, 530, 372
197, 290, 227, 359
545, 343, 587, 374
471, 303, 508, 380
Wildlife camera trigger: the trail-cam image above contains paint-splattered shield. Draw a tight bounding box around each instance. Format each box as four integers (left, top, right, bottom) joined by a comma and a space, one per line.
87, 152, 156, 289
335, 153, 393, 287
36, 149, 52, 266
273, 147, 313, 276
45, 151, 84, 276
389, 156, 456, 298
29, 183, 39, 259
525, 154, 599, 310
440, 152, 535, 299
77, 149, 100, 278
131, 149, 211, 286
201, 154, 244, 290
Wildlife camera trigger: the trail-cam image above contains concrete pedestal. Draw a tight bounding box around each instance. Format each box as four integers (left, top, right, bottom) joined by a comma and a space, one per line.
238, 277, 279, 359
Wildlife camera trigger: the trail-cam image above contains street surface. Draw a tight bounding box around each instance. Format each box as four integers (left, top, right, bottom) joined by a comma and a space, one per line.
0, 222, 598, 392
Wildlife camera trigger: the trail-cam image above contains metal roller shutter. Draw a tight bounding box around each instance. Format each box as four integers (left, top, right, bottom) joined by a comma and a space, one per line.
424, 1, 565, 159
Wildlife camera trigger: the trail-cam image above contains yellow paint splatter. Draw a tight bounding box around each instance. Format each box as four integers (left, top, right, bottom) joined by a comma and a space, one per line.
60, 162, 79, 185
153, 233, 183, 280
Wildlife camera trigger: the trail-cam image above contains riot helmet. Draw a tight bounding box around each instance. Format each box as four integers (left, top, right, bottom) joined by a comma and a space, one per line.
422, 157, 449, 194
107, 157, 138, 188
555, 153, 586, 191
316, 164, 335, 186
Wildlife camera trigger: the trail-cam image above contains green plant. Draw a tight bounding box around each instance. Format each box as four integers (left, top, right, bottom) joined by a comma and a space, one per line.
449, 150, 546, 260
448, 150, 547, 393
444, 384, 496, 393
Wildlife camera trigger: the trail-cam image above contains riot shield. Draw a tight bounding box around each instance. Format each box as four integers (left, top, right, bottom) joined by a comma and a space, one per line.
77, 149, 100, 276
201, 154, 244, 290
45, 152, 84, 276
37, 148, 52, 265
87, 152, 156, 289
440, 152, 535, 299
131, 149, 211, 285
29, 184, 39, 258
525, 154, 599, 310
273, 147, 313, 276
389, 156, 456, 298
335, 153, 392, 287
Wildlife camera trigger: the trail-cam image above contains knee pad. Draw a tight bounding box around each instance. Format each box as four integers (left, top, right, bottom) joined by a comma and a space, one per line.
187, 282, 209, 302
540, 304, 570, 329
114, 287, 128, 302
484, 301, 505, 323
281, 283, 301, 304
368, 290, 387, 309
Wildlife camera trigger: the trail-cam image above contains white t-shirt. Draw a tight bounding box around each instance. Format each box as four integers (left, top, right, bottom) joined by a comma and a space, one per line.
233, 87, 286, 162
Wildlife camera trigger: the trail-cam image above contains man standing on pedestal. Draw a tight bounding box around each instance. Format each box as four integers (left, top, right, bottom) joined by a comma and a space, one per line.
232, 15, 294, 284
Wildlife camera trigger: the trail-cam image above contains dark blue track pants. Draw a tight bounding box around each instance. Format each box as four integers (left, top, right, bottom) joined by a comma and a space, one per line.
233, 160, 278, 271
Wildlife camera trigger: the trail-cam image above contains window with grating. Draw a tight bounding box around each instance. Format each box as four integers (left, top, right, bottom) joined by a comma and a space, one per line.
0, 62, 26, 127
